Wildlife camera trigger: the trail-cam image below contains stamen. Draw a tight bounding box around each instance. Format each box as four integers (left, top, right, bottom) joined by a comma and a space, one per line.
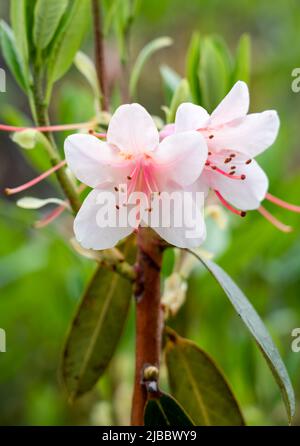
88, 129, 107, 138
209, 135, 214, 139
266, 193, 300, 213
34, 204, 66, 229
214, 190, 246, 217
224, 157, 232, 164
211, 165, 246, 180
5, 160, 66, 195
258, 206, 292, 233
245, 159, 252, 165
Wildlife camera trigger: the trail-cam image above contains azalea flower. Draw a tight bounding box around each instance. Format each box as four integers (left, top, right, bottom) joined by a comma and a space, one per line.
165, 81, 300, 230
65, 103, 208, 250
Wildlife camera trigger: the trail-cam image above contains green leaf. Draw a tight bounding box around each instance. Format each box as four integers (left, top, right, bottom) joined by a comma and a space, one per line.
232, 34, 251, 84
185, 32, 201, 104
129, 36, 173, 99
188, 251, 295, 423
167, 78, 191, 123
144, 393, 194, 427
0, 21, 27, 91
61, 243, 135, 401
33, 0, 69, 50
160, 64, 181, 105
10, 0, 30, 66
199, 37, 228, 112
165, 327, 245, 426
47, 0, 89, 87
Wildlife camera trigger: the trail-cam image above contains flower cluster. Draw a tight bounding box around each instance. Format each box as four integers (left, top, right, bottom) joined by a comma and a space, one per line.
63, 81, 300, 250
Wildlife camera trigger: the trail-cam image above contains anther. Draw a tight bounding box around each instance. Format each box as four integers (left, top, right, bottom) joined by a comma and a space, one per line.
229, 171, 236, 175
230, 165, 236, 170
230, 153, 236, 158
127, 175, 132, 180
209, 135, 214, 139
224, 157, 232, 164
208, 151, 212, 156
241, 174, 246, 180
114, 186, 119, 192
211, 165, 217, 170
241, 211, 247, 217
116, 205, 120, 210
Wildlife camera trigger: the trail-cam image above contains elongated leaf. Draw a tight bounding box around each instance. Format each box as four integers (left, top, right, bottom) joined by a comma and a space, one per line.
232, 34, 251, 84
61, 243, 135, 400
33, 0, 69, 50
10, 0, 29, 65
144, 393, 194, 427
167, 78, 191, 123
165, 327, 245, 426
47, 0, 89, 86
0, 21, 27, 91
199, 37, 228, 112
188, 250, 295, 423
129, 36, 173, 99
185, 32, 201, 104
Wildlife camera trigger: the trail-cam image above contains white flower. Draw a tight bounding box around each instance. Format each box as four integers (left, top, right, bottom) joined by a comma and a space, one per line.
65, 103, 208, 250
174, 81, 280, 213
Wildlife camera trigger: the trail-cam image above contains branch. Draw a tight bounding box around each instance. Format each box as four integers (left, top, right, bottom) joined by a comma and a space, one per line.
131, 228, 164, 425
92, 0, 109, 111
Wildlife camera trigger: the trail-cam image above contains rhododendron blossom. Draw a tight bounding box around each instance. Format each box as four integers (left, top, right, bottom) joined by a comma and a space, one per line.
174, 81, 280, 215
65, 103, 208, 250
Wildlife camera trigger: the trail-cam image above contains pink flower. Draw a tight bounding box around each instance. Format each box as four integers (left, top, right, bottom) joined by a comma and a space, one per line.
174, 81, 280, 214
65, 103, 208, 250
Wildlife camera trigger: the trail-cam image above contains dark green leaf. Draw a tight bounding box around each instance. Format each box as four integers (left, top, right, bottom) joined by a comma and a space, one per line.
199, 37, 228, 111
144, 392, 194, 427
33, 0, 69, 50
165, 327, 245, 426
61, 242, 135, 400
188, 251, 295, 423
10, 0, 30, 66
0, 21, 27, 91
185, 32, 201, 104
47, 0, 89, 87
232, 34, 251, 84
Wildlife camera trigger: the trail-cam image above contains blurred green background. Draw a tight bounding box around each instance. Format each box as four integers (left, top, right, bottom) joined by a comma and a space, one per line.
0, 0, 300, 426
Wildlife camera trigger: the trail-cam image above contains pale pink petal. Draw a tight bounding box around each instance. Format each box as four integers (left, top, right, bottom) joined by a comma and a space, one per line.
209, 81, 249, 126
159, 123, 175, 141
145, 188, 206, 248
208, 160, 268, 210
65, 134, 134, 188
208, 111, 280, 157
107, 103, 159, 154
175, 103, 209, 133
153, 131, 208, 189
74, 187, 134, 250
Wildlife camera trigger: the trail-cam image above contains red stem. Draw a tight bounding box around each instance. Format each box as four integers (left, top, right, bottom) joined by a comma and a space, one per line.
131, 228, 164, 425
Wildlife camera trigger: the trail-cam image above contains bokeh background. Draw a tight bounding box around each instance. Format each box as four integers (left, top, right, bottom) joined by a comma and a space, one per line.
0, 0, 300, 425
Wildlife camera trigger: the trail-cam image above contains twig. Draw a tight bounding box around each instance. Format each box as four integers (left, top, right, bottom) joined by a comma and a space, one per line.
92, 0, 109, 111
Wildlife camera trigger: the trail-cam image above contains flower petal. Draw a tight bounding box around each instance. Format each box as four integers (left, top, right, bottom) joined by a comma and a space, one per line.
107, 103, 159, 154
74, 187, 134, 250
208, 159, 268, 210
65, 134, 134, 188
175, 103, 209, 133
209, 81, 249, 126
208, 111, 280, 157
145, 188, 206, 248
153, 131, 208, 189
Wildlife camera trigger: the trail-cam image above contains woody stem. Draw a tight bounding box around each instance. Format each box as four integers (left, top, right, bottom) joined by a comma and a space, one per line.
131, 228, 164, 425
